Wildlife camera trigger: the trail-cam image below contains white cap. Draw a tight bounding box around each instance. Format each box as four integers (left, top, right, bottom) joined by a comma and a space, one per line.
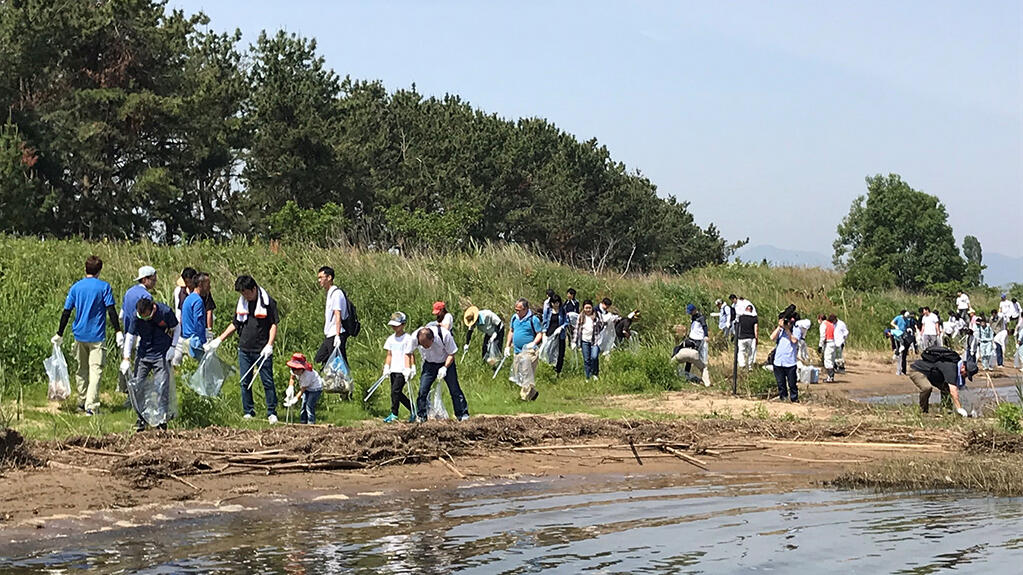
136, 266, 157, 281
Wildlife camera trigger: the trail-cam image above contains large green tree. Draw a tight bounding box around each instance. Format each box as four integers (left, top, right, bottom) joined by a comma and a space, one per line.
833, 174, 965, 291
962, 235, 985, 287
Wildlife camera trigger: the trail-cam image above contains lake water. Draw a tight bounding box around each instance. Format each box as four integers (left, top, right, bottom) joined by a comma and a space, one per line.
2, 475, 1022, 574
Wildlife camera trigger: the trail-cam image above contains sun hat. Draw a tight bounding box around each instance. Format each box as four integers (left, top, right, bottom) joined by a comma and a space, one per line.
463, 305, 480, 328
136, 265, 157, 281
388, 311, 407, 326
175, 276, 186, 288
286, 352, 312, 371
432, 301, 446, 315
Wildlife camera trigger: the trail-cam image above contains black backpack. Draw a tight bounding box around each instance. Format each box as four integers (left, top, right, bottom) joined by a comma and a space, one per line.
339, 289, 361, 338
921, 346, 960, 364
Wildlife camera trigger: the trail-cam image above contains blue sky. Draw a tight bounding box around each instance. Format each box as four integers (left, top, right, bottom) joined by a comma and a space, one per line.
171, 0, 1023, 258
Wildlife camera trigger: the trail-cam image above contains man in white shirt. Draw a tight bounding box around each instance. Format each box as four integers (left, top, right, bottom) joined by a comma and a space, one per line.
999, 294, 1015, 323
956, 291, 971, 318
920, 307, 940, 350
412, 324, 469, 422
833, 316, 849, 373
314, 266, 349, 366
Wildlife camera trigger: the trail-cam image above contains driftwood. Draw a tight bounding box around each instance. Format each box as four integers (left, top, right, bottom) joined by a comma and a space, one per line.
661, 446, 707, 470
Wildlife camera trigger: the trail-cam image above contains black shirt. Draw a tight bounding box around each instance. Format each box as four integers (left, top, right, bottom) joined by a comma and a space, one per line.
202, 292, 217, 313
233, 295, 279, 352
563, 299, 579, 315
737, 315, 758, 339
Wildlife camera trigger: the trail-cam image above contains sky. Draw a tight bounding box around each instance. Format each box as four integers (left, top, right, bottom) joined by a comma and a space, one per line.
171, 0, 1023, 258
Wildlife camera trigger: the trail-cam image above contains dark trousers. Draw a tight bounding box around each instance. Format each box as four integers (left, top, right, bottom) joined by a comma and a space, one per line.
995, 343, 1004, 366
553, 336, 565, 374
390, 372, 412, 416
773, 365, 798, 401
315, 333, 349, 366
300, 389, 321, 424
239, 349, 276, 417
416, 361, 469, 420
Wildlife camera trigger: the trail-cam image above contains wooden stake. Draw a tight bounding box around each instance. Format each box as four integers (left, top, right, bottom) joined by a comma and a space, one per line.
662, 446, 707, 470
628, 440, 643, 466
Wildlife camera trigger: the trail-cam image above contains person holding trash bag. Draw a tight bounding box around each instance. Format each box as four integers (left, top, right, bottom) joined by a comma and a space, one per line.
119, 265, 156, 400
463, 306, 505, 365
506, 298, 544, 397
121, 298, 176, 431
411, 324, 469, 422
541, 295, 569, 375
314, 266, 351, 367
573, 300, 605, 380
382, 312, 416, 423
908, 346, 977, 415
284, 353, 323, 424
205, 275, 280, 424
53, 255, 123, 415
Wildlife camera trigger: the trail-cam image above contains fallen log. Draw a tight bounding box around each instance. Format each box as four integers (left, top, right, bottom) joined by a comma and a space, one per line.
760, 440, 947, 451
512, 442, 690, 452
662, 446, 707, 470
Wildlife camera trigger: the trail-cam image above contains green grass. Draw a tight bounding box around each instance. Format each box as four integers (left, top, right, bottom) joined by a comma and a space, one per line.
0, 236, 1011, 439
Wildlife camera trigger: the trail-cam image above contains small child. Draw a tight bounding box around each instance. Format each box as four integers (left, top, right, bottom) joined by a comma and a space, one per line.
382, 312, 415, 423
285, 353, 323, 424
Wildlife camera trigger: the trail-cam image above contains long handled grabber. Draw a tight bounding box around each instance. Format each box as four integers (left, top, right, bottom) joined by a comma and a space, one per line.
492, 353, 509, 379
241, 354, 270, 390
364, 373, 388, 402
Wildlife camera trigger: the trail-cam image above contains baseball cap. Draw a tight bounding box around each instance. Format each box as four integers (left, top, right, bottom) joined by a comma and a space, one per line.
136, 266, 157, 281
686, 303, 695, 314
432, 301, 446, 314
388, 311, 407, 326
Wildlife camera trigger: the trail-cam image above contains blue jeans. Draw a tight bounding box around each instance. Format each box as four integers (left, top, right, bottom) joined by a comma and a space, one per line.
581, 341, 600, 378
239, 349, 276, 417
300, 389, 322, 424
773, 365, 798, 401
416, 361, 469, 420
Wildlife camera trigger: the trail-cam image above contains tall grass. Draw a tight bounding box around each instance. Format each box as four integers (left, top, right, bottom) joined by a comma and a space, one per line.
0, 236, 1005, 437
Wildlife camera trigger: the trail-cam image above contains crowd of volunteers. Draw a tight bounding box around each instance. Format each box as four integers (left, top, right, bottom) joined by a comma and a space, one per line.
47, 256, 1017, 431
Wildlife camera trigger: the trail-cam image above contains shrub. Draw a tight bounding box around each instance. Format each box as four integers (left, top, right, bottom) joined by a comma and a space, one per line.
995, 403, 1023, 434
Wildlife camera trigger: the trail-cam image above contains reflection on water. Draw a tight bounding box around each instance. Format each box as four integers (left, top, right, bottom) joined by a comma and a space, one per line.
2, 476, 1022, 574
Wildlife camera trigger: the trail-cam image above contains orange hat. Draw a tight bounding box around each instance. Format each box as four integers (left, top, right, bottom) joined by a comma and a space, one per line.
286, 353, 312, 371
432, 301, 446, 314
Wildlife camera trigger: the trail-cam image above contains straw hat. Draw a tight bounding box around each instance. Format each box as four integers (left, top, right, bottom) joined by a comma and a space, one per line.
175, 276, 186, 288
463, 305, 480, 328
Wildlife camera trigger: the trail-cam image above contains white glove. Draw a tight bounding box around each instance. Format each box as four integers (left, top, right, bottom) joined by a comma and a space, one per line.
206, 329, 216, 342
524, 342, 536, 351
401, 366, 412, 379
51, 334, 63, 346
383, 364, 391, 376
333, 335, 341, 348
437, 366, 448, 380
463, 344, 469, 353
203, 337, 222, 352
504, 346, 511, 357
489, 333, 498, 343
119, 359, 131, 375
115, 331, 125, 347
956, 407, 968, 417
409, 365, 417, 380
284, 385, 298, 407
260, 344, 273, 358
570, 341, 577, 350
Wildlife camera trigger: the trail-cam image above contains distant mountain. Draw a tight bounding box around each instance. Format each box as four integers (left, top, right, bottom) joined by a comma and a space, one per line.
983, 253, 1023, 289
731, 245, 1021, 288
731, 245, 832, 268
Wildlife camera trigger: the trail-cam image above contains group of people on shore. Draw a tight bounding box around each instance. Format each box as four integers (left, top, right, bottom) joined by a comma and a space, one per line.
49, 257, 646, 431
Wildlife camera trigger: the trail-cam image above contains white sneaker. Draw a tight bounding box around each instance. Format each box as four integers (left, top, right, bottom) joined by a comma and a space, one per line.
268, 414, 278, 424
242, 413, 253, 419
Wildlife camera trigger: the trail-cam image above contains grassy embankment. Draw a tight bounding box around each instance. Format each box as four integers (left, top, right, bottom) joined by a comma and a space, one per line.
0, 237, 1009, 439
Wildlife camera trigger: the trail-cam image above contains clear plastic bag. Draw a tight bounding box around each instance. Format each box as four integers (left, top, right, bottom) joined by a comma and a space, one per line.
187, 351, 231, 397
322, 347, 353, 395
512, 350, 537, 389
428, 380, 449, 420
127, 366, 169, 427
44, 343, 71, 401
537, 326, 564, 366
597, 322, 617, 355
484, 338, 502, 367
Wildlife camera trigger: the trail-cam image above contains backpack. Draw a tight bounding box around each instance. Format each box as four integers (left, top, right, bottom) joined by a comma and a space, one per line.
335, 287, 361, 338
921, 346, 961, 364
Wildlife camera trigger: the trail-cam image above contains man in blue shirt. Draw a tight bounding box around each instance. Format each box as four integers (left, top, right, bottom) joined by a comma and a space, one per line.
121, 298, 177, 431
504, 298, 544, 400
771, 313, 801, 402
120, 266, 156, 393
53, 256, 123, 415
180, 272, 210, 361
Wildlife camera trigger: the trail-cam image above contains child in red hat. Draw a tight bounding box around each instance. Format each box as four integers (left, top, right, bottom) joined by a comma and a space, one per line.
286, 353, 323, 424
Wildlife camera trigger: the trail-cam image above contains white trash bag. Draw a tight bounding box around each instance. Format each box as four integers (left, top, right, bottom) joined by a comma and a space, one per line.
323, 347, 354, 396
188, 351, 231, 397
597, 319, 617, 356
428, 381, 449, 420
512, 350, 537, 389
537, 327, 564, 366
44, 343, 71, 401
484, 338, 502, 367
